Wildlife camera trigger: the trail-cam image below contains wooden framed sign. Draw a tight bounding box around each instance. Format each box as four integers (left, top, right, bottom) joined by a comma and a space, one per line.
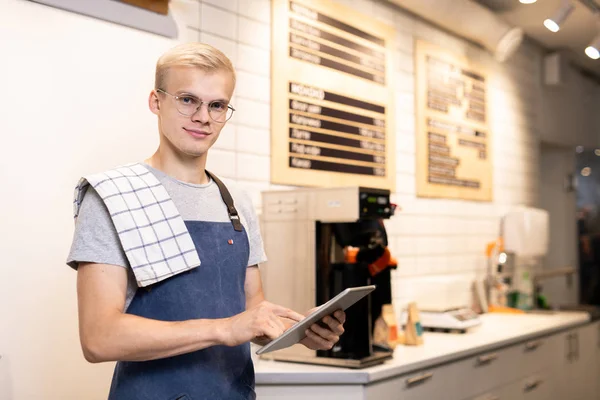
271, 0, 396, 190
27, 0, 176, 37
120, 0, 169, 15
415, 40, 492, 201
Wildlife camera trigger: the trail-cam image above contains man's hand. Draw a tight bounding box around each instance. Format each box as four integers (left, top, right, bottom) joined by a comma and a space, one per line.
220, 301, 305, 347
300, 309, 346, 350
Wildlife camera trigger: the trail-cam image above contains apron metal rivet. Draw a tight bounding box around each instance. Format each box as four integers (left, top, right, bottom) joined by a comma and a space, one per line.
228, 239, 233, 245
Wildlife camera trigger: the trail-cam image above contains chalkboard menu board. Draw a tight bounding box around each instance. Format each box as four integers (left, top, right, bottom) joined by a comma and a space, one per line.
415, 41, 492, 201
272, 0, 395, 190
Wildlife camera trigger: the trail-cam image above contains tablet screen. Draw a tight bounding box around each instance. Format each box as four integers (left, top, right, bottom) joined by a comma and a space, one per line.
256, 285, 376, 355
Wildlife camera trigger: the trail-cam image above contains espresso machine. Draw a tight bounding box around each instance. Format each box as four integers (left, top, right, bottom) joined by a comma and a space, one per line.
260, 187, 397, 368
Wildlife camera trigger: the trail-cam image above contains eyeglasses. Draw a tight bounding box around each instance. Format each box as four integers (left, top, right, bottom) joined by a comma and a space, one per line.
156, 88, 235, 122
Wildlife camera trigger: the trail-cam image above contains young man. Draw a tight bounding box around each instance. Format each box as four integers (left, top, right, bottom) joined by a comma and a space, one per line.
67, 43, 345, 400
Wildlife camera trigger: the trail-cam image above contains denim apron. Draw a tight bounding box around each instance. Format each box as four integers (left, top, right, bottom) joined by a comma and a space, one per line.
108, 173, 255, 400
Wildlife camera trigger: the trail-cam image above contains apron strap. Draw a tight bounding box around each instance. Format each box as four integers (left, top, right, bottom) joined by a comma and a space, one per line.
205, 170, 243, 232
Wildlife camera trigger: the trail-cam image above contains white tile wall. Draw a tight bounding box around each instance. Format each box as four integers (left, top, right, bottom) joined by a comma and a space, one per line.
170, 0, 201, 31
235, 70, 270, 103
236, 125, 270, 156
213, 122, 237, 151
237, 153, 270, 181
240, 0, 271, 24
199, 32, 238, 65
172, 0, 545, 315
234, 97, 270, 129
237, 44, 270, 76
203, 0, 237, 13
205, 148, 236, 178
238, 16, 270, 50
200, 3, 237, 40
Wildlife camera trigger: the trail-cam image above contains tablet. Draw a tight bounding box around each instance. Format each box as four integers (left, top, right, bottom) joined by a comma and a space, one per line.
255, 285, 376, 355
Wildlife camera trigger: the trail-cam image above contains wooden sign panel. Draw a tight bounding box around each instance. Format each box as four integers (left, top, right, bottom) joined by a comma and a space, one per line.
415, 40, 492, 201
271, 0, 396, 190
120, 0, 168, 15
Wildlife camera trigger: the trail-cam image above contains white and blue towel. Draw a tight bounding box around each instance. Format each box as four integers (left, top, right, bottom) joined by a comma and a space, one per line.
73, 163, 200, 287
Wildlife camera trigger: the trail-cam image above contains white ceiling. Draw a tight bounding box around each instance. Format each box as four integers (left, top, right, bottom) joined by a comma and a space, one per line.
473, 0, 600, 76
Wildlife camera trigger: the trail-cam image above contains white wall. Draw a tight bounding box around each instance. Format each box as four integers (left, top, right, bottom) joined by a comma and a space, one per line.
0, 0, 596, 398
539, 144, 578, 306
356, 0, 545, 310
0, 1, 174, 398
540, 62, 600, 148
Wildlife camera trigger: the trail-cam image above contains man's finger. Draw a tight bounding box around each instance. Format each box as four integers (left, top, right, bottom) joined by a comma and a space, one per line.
279, 316, 299, 330
272, 305, 305, 322
261, 319, 283, 340
305, 329, 334, 350
270, 314, 287, 332
310, 321, 338, 341
333, 310, 346, 324
323, 314, 345, 335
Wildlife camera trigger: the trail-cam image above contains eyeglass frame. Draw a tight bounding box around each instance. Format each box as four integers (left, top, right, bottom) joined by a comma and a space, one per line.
155, 88, 235, 122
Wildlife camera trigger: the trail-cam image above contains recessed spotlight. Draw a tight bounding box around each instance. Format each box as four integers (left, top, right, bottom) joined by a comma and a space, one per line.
595, 149, 600, 156
544, 19, 560, 32
585, 33, 600, 60
544, 1, 575, 33
519, 0, 537, 3
586, 47, 600, 59
581, 167, 591, 177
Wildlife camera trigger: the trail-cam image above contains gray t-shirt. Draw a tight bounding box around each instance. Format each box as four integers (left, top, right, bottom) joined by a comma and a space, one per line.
66, 163, 267, 310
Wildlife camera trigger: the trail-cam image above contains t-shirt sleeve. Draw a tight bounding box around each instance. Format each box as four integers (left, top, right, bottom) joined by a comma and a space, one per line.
66, 186, 129, 270
239, 190, 267, 267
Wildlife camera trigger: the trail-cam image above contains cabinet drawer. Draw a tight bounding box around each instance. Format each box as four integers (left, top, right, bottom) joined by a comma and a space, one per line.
454, 345, 520, 398
468, 370, 553, 400
519, 336, 556, 376
366, 362, 461, 400
518, 371, 553, 400
470, 383, 517, 400
263, 194, 307, 220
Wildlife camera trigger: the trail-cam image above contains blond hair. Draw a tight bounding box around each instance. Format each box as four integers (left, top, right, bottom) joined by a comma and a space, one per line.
155, 42, 236, 90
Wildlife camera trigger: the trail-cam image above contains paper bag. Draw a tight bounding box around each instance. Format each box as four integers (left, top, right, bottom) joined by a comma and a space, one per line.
373, 304, 399, 349
404, 302, 424, 346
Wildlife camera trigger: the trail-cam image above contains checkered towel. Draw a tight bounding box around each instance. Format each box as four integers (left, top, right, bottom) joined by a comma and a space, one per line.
73, 163, 200, 287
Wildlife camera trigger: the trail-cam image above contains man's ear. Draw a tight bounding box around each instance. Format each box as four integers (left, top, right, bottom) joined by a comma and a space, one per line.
148, 90, 160, 115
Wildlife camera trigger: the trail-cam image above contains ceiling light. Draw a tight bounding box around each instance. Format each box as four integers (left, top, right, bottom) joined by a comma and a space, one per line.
594, 149, 600, 156
544, 1, 575, 32
495, 27, 524, 62
519, 0, 537, 3
585, 32, 600, 60
582, 167, 592, 177
576, 146, 584, 153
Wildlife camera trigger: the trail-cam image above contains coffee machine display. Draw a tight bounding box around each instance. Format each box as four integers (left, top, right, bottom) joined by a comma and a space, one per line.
261, 187, 397, 368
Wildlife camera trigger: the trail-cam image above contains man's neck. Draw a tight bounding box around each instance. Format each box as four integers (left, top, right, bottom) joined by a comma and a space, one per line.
145, 149, 209, 185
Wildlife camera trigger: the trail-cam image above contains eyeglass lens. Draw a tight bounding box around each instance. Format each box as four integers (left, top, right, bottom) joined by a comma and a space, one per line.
175, 96, 233, 122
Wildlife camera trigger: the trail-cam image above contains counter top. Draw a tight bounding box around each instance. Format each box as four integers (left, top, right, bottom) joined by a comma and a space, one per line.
254, 311, 591, 385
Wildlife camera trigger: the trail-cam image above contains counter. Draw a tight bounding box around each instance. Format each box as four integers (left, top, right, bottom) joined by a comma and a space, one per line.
254, 311, 590, 386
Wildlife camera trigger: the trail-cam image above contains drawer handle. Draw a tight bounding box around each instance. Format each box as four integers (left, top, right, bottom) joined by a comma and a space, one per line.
524, 379, 543, 392
525, 340, 542, 351
477, 353, 498, 364
480, 396, 500, 400
406, 372, 433, 386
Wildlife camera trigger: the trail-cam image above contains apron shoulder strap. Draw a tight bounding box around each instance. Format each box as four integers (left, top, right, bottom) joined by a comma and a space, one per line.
205, 170, 243, 232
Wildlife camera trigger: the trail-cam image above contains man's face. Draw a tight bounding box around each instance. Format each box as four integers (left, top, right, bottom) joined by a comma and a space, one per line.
151, 66, 235, 159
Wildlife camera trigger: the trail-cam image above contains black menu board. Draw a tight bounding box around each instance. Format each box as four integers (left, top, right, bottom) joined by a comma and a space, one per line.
416, 40, 492, 201
272, 0, 395, 190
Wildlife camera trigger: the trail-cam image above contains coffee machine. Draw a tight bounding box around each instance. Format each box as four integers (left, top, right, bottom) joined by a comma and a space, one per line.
260, 186, 396, 368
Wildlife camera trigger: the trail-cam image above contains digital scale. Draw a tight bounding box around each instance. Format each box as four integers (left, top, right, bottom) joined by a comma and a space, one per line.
402, 308, 482, 333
